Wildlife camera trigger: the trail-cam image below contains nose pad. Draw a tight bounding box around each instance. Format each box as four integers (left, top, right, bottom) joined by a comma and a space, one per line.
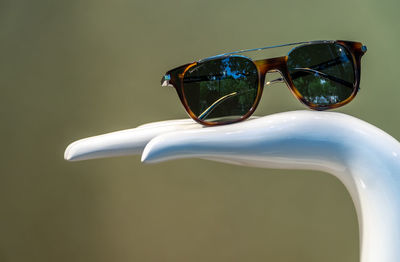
264, 71, 285, 87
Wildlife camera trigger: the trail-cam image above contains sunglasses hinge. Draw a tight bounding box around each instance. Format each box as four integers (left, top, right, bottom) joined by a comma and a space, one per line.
161, 74, 173, 87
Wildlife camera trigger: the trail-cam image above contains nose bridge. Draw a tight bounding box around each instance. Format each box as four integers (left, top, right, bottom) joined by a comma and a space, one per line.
254, 56, 288, 74
254, 56, 288, 87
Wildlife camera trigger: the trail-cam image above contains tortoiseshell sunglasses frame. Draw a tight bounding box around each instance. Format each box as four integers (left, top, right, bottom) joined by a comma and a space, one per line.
161, 40, 367, 126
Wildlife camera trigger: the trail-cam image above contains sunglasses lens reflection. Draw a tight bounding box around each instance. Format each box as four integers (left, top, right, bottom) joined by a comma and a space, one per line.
287, 43, 356, 107
182, 56, 259, 124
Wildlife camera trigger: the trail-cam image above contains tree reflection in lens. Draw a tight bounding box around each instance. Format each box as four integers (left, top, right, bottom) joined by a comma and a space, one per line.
287, 43, 355, 107
183, 56, 258, 123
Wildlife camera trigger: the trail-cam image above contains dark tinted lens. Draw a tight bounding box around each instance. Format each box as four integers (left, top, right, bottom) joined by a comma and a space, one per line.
287, 43, 355, 107
182, 56, 259, 123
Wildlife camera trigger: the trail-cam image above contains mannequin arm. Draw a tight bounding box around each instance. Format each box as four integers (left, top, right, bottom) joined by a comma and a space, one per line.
65, 110, 400, 262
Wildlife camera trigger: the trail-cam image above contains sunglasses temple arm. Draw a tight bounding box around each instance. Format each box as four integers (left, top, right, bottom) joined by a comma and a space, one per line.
290, 56, 354, 89
198, 89, 257, 120
198, 92, 238, 120
290, 68, 354, 89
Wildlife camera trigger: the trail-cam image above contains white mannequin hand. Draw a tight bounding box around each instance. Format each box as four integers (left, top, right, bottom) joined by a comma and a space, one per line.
65, 110, 400, 262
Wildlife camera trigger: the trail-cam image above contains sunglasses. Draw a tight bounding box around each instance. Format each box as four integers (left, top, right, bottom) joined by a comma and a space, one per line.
161, 40, 367, 126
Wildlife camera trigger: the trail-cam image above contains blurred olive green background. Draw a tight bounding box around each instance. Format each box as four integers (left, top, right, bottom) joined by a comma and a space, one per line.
1, 0, 399, 261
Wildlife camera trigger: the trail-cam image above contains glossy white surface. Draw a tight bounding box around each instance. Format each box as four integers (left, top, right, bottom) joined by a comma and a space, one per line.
65, 110, 400, 262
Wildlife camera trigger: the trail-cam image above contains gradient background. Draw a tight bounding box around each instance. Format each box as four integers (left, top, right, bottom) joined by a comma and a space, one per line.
1, 0, 399, 261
